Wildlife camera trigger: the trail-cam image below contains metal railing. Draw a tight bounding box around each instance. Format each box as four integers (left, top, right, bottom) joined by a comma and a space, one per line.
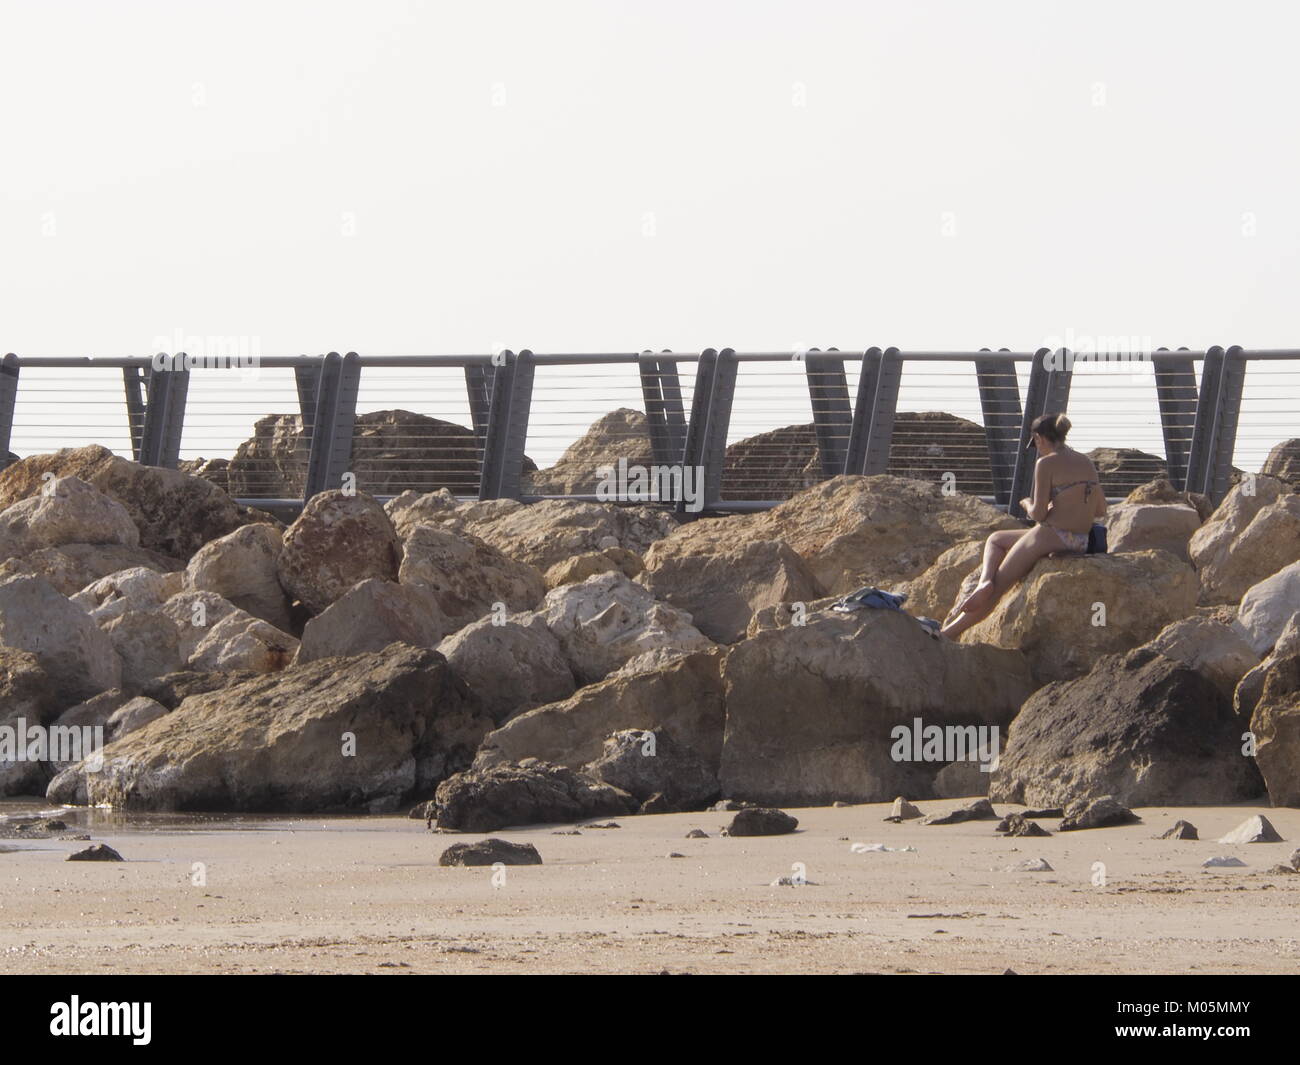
0, 347, 1294, 515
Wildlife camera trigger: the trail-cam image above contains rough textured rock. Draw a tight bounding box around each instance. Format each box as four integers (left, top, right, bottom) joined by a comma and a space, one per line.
523, 408, 654, 495
639, 537, 822, 644
0, 543, 182, 597
0, 445, 259, 559
436, 613, 575, 725
544, 547, 643, 589
723, 807, 798, 836
0, 576, 121, 699
47, 644, 489, 811
105, 696, 168, 740
67, 843, 123, 862
1250, 652, 1300, 807
719, 608, 1034, 806
185, 523, 290, 629
1144, 616, 1260, 701
583, 728, 719, 809
961, 550, 1200, 686
101, 610, 185, 690
1157, 820, 1199, 840
884, 797, 922, 822
432, 760, 638, 832
398, 524, 545, 630
474, 649, 725, 777
296, 579, 449, 664
187, 609, 299, 674
997, 813, 1050, 837
72, 566, 184, 624
1058, 795, 1140, 831
139, 669, 259, 710
1104, 502, 1201, 561
932, 759, 991, 799
1217, 814, 1283, 844
896, 540, 985, 623
439, 839, 543, 866
276, 490, 401, 614
920, 798, 999, 825
1260, 438, 1300, 487
649, 475, 1020, 599
1198, 493, 1300, 605
0, 475, 139, 555
1233, 561, 1300, 656
1234, 612, 1300, 718
989, 646, 1264, 808
1188, 476, 1290, 604
159, 591, 242, 660
0, 649, 64, 795
1125, 478, 1214, 522
537, 572, 713, 685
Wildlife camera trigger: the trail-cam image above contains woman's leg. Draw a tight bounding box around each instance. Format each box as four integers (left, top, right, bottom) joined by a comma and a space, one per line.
949, 529, 1027, 619
941, 525, 1064, 639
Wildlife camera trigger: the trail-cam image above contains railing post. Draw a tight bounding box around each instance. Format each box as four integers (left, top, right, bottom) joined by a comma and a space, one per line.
1153, 347, 1199, 491
295, 360, 322, 443
845, 346, 902, 476
138, 354, 189, 469
804, 348, 852, 476
639, 351, 688, 466
1008, 347, 1072, 519
123, 365, 149, 462
1186, 345, 1245, 504
679, 348, 737, 511
464, 363, 496, 460
974, 348, 1022, 506
478, 349, 534, 501
303, 351, 360, 501
0, 353, 20, 469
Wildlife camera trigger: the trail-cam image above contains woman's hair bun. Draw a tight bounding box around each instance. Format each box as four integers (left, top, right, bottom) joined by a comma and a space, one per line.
1054, 414, 1072, 436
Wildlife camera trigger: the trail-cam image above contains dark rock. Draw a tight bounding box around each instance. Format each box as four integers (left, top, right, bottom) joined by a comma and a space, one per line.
1157, 820, 1199, 840
990, 646, 1265, 808
140, 669, 261, 710
438, 838, 542, 866
685, 829, 709, 839
1059, 795, 1140, 831
67, 843, 122, 862
433, 760, 637, 832
995, 813, 1050, 837
723, 807, 798, 837
921, 798, 999, 825
584, 728, 719, 809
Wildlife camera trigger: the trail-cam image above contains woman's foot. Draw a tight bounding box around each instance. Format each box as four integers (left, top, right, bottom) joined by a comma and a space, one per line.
955, 579, 996, 617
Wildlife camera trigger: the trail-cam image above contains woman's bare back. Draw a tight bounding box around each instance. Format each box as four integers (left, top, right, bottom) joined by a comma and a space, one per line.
1041, 448, 1104, 534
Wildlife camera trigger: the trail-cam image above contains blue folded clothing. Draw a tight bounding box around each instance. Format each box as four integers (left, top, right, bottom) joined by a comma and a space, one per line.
830, 586, 907, 613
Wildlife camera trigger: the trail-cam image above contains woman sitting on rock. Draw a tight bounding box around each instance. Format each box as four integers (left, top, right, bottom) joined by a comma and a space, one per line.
940, 412, 1105, 639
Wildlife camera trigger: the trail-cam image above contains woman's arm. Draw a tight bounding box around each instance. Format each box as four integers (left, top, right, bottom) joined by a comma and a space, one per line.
1025, 457, 1051, 521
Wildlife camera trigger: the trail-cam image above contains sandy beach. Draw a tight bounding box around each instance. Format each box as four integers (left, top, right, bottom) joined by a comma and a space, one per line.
2, 798, 1297, 975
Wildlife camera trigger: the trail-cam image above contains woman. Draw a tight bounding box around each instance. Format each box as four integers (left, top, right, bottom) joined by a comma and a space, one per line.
939, 412, 1106, 639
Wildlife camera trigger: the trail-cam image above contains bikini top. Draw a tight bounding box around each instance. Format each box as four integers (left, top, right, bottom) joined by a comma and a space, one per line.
1051, 478, 1099, 500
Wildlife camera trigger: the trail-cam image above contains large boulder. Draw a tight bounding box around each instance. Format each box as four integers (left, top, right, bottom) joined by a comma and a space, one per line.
1103, 502, 1201, 561
644, 475, 1020, 600
474, 648, 725, 774
961, 550, 1199, 686
1261, 439, 1300, 488
1235, 612, 1300, 718
398, 524, 545, 631
584, 728, 719, 809
0, 445, 259, 559
719, 609, 1035, 806
295, 579, 449, 663
1249, 652, 1300, 806
432, 759, 638, 832
0, 543, 182, 597
535, 572, 713, 684
1232, 560, 1300, 656
896, 540, 985, 622
988, 645, 1265, 808
1125, 478, 1214, 522
0, 649, 64, 795
1188, 476, 1292, 604
0, 576, 121, 699
187, 609, 299, 673
1087, 447, 1169, 495
101, 610, 185, 691
1144, 616, 1260, 701
47, 644, 490, 812
185, 523, 290, 629
275, 490, 401, 614
0, 475, 139, 555
436, 613, 576, 725
638, 537, 822, 644
522, 408, 654, 496
71, 566, 184, 624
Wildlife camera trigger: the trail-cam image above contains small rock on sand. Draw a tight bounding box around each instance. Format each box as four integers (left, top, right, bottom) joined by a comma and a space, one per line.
439, 839, 543, 866
996, 813, 1050, 837
1202, 856, 1247, 868
1059, 796, 1139, 831
1157, 820, 1199, 840
884, 797, 922, 822
685, 829, 708, 839
723, 808, 798, 837
1217, 815, 1284, 845
1005, 858, 1053, 872
67, 844, 122, 862
921, 798, 998, 825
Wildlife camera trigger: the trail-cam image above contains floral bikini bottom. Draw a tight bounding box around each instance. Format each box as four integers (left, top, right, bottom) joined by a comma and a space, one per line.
1042, 523, 1089, 553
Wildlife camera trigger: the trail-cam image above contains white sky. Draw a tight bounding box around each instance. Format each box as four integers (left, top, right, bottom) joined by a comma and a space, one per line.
3, 0, 1297, 472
